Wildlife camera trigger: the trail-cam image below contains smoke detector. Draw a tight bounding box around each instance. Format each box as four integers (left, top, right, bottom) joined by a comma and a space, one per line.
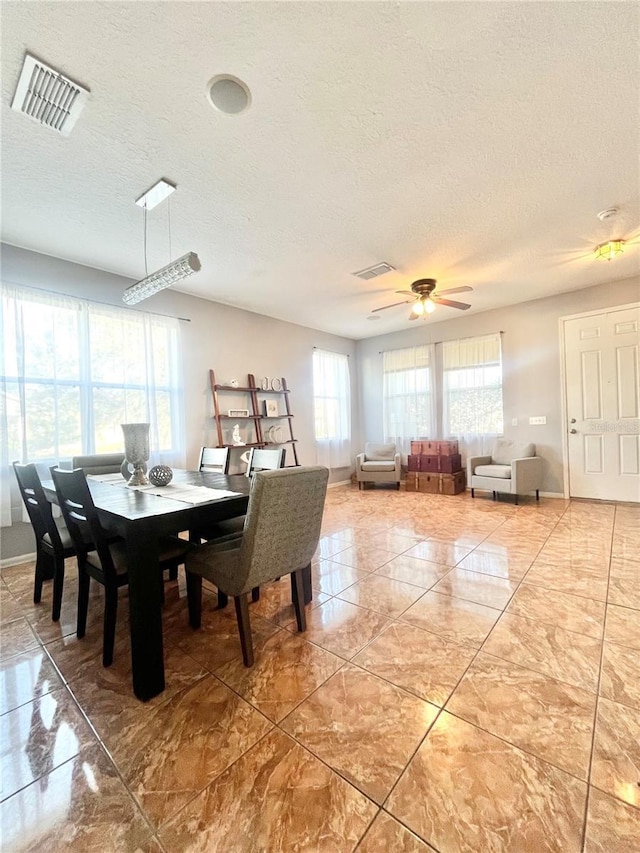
352, 262, 396, 281
11, 53, 89, 136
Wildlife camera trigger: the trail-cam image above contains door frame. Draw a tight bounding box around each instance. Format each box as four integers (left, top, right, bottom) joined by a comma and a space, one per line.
558, 301, 640, 500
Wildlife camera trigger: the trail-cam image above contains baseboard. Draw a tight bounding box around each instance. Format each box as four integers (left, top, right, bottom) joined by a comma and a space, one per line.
328, 479, 352, 488
1, 552, 36, 569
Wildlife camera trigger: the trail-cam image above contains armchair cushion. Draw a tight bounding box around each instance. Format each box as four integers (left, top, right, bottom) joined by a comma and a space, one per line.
492, 440, 535, 464
364, 442, 397, 461
474, 464, 512, 479
360, 461, 396, 472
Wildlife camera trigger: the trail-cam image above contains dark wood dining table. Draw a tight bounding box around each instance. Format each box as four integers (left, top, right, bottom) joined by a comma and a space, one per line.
42, 469, 251, 701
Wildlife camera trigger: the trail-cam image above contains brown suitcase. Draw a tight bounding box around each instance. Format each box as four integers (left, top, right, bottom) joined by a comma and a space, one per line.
437, 440, 459, 456
405, 472, 419, 491
420, 454, 462, 473
417, 473, 441, 493
440, 470, 466, 495
407, 454, 421, 472
410, 441, 424, 455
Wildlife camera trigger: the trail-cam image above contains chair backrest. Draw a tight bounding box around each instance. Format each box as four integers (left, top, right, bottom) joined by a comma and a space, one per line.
245, 447, 286, 478
239, 466, 329, 590
198, 446, 230, 475
492, 440, 535, 464
71, 453, 125, 476
50, 467, 118, 583
364, 442, 396, 461
12, 461, 63, 550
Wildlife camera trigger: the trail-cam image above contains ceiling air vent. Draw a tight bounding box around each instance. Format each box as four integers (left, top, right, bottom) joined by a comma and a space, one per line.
352, 262, 396, 281
10, 53, 89, 136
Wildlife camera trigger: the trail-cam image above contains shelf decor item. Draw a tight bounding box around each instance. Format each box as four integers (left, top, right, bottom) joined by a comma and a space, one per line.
261, 377, 270, 390
270, 377, 282, 391
263, 400, 278, 417
120, 422, 151, 486
228, 408, 249, 417
148, 464, 173, 487
231, 424, 246, 446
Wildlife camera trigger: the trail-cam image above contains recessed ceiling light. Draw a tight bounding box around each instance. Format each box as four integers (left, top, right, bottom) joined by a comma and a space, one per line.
207, 75, 251, 115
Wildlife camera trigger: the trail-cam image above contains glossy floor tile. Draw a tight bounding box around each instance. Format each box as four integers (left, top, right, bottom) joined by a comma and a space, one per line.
0, 488, 634, 850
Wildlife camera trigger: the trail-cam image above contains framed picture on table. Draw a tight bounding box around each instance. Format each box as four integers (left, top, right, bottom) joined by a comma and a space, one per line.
263, 400, 279, 417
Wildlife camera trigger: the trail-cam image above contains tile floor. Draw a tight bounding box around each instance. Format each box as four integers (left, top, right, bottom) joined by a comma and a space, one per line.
0, 486, 638, 852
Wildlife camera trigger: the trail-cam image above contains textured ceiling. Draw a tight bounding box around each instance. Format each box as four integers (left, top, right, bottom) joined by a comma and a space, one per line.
1, 1, 639, 339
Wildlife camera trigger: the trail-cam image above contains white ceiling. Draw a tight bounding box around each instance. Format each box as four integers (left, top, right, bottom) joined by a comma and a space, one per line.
1, 1, 639, 339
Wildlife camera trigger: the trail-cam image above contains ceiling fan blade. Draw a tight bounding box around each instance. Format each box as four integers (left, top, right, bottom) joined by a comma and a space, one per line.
371, 299, 412, 313
431, 297, 471, 310
395, 290, 416, 296
435, 286, 474, 296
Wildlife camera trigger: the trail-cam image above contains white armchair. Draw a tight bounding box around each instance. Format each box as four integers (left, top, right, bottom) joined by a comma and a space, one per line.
468, 440, 542, 505
355, 442, 401, 490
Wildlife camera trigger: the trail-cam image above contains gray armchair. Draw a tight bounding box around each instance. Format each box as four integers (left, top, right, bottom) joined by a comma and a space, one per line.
468, 439, 542, 505
355, 442, 401, 490
185, 466, 329, 666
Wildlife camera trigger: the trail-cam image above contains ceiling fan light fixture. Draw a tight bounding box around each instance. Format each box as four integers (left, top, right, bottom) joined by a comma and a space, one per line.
412, 300, 424, 316
424, 298, 436, 314
594, 240, 625, 261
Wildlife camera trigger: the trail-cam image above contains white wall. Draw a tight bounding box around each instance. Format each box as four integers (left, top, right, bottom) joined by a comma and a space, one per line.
356, 275, 639, 495
1, 244, 358, 559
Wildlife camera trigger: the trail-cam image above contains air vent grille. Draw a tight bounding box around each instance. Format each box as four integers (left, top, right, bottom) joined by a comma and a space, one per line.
352, 262, 396, 280
11, 54, 89, 136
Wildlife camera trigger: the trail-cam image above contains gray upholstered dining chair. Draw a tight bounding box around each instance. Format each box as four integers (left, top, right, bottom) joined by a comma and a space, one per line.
185, 466, 329, 666
70, 453, 126, 475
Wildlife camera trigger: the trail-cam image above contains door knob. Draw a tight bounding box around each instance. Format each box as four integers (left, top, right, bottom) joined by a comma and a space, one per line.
570, 428, 577, 434
570, 418, 576, 423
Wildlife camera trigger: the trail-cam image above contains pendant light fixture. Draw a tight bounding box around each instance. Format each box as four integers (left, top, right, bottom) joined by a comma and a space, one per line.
122, 179, 201, 305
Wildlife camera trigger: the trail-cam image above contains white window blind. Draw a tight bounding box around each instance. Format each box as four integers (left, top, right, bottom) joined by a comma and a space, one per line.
442, 333, 503, 457
383, 345, 435, 457
312, 349, 351, 469
1, 283, 184, 526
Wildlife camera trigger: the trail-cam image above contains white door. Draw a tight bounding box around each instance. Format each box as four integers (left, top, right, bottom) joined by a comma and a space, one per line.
564, 305, 640, 502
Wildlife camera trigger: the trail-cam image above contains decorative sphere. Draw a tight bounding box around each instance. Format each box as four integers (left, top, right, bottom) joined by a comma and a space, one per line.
148, 465, 173, 487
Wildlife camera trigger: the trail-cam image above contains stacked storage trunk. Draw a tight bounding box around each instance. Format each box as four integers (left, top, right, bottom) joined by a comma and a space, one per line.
406, 440, 466, 495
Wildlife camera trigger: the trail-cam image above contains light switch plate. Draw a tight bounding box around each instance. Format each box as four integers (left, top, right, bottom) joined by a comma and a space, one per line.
529, 416, 547, 425
511, 418, 518, 427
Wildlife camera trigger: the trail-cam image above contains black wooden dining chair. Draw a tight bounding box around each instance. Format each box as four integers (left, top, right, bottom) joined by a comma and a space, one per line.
197, 446, 230, 474
50, 467, 192, 667
12, 461, 76, 621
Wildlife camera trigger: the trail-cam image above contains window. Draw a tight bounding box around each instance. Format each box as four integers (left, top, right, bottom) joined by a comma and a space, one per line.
312, 349, 350, 468
382, 345, 435, 456
1, 284, 184, 525
442, 333, 503, 436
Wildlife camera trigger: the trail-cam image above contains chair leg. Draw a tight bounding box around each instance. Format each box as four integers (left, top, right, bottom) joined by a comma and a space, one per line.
168, 565, 178, 581
51, 555, 65, 622
217, 590, 229, 609
536, 489, 540, 501
471, 488, 475, 498
251, 586, 260, 602
103, 585, 118, 667
186, 571, 203, 629
302, 562, 312, 604
234, 594, 254, 667
77, 569, 90, 639
291, 568, 307, 633
492, 491, 496, 500
33, 548, 53, 604
514, 494, 519, 506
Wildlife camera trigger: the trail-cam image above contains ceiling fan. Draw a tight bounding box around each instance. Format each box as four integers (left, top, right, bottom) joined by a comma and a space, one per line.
371, 278, 473, 320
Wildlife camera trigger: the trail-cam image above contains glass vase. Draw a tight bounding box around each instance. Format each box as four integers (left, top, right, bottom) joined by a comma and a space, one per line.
121, 422, 150, 486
